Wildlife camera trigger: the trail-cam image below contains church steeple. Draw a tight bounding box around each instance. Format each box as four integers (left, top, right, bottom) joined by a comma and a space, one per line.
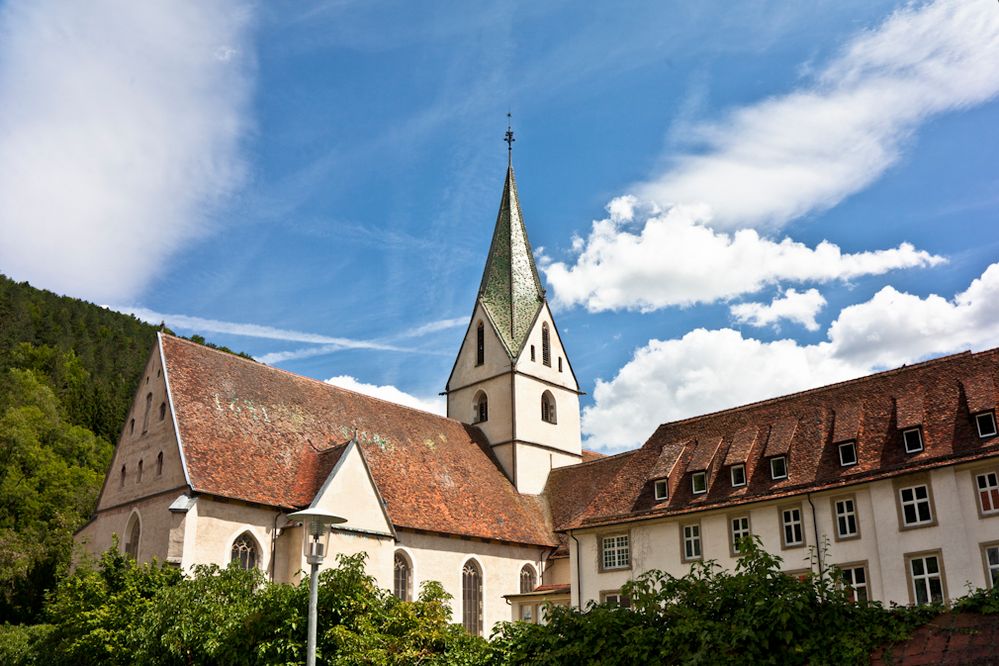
477, 163, 546, 358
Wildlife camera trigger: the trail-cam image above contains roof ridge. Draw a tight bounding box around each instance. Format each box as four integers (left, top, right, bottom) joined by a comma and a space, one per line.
652, 348, 982, 433
161, 333, 456, 423
552, 448, 637, 470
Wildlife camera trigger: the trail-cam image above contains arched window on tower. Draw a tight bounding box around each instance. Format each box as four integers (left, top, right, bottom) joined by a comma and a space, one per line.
541, 391, 557, 424
124, 513, 141, 559
142, 392, 152, 434
542, 323, 551, 367
476, 322, 485, 366
473, 391, 488, 424
520, 564, 537, 593
231, 532, 259, 570
462, 559, 483, 635
394, 551, 412, 601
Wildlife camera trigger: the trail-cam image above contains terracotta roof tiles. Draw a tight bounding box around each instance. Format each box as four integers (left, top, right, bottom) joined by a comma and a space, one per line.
723, 426, 758, 466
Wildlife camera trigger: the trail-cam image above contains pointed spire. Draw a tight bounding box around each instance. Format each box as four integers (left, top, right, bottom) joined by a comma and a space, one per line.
477, 153, 545, 358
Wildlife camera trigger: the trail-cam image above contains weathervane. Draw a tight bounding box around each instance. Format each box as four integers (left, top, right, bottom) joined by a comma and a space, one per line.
504, 112, 515, 165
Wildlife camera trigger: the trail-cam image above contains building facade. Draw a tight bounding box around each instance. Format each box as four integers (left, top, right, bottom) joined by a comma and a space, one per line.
77, 161, 999, 633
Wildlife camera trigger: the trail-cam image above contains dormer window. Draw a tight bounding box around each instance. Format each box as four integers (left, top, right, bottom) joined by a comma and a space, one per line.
770, 456, 787, 480
475, 322, 485, 366
976, 411, 997, 439
654, 479, 669, 501
730, 464, 746, 487
691, 471, 707, 495
903, 427, 923, 453
542, 323, 551, 367
838, 441, 858, 467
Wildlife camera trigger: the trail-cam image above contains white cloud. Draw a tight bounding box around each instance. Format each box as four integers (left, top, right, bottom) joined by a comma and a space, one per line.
0, 0, 255, 302
731, 288, 827, 331
584, 262, 999, 451
544, 200, 942, 312
325, 375, 446, 416
637, 1, 999, 229
395, 317, 467, 339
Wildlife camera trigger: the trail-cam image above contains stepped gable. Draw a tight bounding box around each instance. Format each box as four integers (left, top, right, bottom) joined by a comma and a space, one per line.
160, 334, 556, 546
562, 348, 999, 530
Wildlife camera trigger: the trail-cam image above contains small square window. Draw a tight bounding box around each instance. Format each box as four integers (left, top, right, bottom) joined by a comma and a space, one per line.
770, 456, 787, 480
730, 464, 746, 487
903, 428, 923, 453
654, 479, 669, 501
838, 441, 858, 467
691, 471, 707, 494
976, 412, 997, 439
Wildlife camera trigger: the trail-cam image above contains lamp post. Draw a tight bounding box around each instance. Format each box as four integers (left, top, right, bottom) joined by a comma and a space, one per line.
288, 508, 347, 666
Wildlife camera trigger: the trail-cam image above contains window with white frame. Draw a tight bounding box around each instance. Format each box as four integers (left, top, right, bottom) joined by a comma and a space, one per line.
840, 565, 868, 602
730, 516, 751, 554
903, 427, 923, 453
682, 523, 701, 560
976, 411, 997, 438
834, 497, 859, 539
908, 553, 944, 605
730, 464, 746, 487
985, 544, 999, 588
977, 471, 999, 514
601, 534, 630, 570
770, 456, 787, 480
781, 507, 804, 547
691, 471, 707, 494
654, 479, 669, 501
899, 484, 933, 527
838, 441, 858, 467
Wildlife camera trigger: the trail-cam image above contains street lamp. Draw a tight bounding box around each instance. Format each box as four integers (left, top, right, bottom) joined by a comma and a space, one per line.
288, 508, 347, 666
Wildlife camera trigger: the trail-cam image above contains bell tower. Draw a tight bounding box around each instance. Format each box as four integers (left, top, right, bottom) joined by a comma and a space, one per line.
445, 129, 582, 494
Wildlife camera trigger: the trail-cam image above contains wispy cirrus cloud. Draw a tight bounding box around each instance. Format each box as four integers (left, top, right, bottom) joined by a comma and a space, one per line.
0, 0, 256, 303
637, 1, 999, 229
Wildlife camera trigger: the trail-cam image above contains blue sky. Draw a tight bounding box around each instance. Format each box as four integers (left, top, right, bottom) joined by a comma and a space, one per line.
1, 1, 998, 451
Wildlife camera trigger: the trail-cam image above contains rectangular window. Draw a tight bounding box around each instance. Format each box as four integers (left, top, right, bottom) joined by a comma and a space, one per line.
601, 534, 630, 571
730, 516, 751, 555
908, 553, 944, 605
691, 471, 707, 495
730, 464, 746, 487
654, 479, 669, 501
976, 412, 998, 438
838, 441, 858, 467
558, 357, 563, 372
682, 523, 702, 561
903, 427, 923, 453
977, 471, 999, 515
984, 544, 999, 588
781, 506, 804, 547
601, 592, 632, 608
519, 604, 536, 623
770, 456, 787, 480
840, 565, 869, 602
834, 497, 859, 539
899, 484, 933, 527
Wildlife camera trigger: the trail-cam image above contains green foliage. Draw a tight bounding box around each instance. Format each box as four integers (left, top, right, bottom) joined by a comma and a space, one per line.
489, 538, 939, 666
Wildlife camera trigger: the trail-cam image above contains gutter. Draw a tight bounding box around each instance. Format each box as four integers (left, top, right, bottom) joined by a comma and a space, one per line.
807, 492, 823, 580
569, 529, 583, 610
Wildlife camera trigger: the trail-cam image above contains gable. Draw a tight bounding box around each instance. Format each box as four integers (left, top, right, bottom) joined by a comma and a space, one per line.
514, 302, 579, 391
446, 301, 514, 390
308, 441, 393, 537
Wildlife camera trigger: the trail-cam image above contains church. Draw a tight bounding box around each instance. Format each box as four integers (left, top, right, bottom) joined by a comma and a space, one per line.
77, 155, 999, 633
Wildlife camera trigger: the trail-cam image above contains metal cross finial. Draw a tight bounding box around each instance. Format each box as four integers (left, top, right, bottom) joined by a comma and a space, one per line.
504, 112, 515, 164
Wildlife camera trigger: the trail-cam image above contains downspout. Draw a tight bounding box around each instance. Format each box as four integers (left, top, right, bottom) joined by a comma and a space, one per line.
569, 530, 583, 610
807, 492, 823, 579
270, 510, 282, 582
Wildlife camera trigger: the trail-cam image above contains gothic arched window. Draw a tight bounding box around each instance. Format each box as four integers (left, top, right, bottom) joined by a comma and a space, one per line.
520, 564, 537, 593
473, 391, 488, 424
394, 551, 412, 601
124, 513, 141, 559
137, 459, 143, 483
462, 559, 483, 635
231, 532, 259, 570
120, 464, 126, 488
541, 391, 557, 424
142, 392, 152, 434
476, 322, 485, 366
156, 451, 164, 476
159, 402, 167, 421
542, 323, 551, 367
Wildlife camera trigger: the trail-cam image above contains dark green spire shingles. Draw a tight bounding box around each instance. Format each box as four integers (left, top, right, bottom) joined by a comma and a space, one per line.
477, 165, 545, 357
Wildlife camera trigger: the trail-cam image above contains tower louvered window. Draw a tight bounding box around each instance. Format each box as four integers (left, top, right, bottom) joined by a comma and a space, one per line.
542, 323, 551, 367
462, 560, 483, 635
541, 391, 557, 424
476, 322, 484, 366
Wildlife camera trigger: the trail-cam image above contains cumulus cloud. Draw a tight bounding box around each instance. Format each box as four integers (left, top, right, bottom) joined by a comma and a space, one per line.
637, 1, 999, 229
584, 262, 999, 451
0, 0, 255, 302
544, 199, 942, 312
325, 375, 446, 416
731, 288, 827, 331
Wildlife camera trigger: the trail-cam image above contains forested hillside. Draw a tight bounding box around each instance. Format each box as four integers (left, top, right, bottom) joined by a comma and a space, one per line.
0, 275, 245, 623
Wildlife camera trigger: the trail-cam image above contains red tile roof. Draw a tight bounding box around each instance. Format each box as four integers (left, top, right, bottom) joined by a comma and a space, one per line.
555, 348, 999, 530
871, 612, 999, 665
544, 450, 636, 532
160, 334, 556, 546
